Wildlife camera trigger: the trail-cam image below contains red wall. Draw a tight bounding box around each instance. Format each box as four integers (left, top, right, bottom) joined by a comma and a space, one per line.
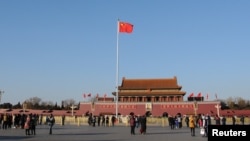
78, 101, 220, 116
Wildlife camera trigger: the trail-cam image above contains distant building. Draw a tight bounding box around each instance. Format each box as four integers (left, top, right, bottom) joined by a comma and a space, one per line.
79, 76, 220, 117
112, 76, 186, 102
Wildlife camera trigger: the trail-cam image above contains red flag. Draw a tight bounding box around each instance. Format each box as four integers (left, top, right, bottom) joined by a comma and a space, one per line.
197, 92, 202, 97
87, 93, 91, 97
206, 94, 209, 100
82, 93, 86, 98
119, 21, 133, 33
188, 93, 194, 97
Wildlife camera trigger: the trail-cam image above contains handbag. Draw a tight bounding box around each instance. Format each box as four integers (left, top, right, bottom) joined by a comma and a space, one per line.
200, 128, 205, 135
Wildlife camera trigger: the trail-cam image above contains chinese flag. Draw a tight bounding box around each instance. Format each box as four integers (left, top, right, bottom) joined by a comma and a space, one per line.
188, 93, 194, 97
197, 92, 202, 97
82, 93, 86, 98
87, 93, 91, 97
119, 21, 133, 33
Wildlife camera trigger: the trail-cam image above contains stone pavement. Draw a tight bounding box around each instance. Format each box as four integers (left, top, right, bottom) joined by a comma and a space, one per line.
0, 124, 208, 141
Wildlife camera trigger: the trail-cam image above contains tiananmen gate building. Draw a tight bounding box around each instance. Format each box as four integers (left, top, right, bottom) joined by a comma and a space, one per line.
79, 76, 220, 117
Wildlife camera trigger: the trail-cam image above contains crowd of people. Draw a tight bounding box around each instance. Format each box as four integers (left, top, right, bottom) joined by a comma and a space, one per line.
87, 114, 116, 127
0, 113, 40, 131
0, 113, 55, 135
86, 113, 148, 135
129, 114, 147, 135
0, 112, 247, 137
183, 114, 246, 137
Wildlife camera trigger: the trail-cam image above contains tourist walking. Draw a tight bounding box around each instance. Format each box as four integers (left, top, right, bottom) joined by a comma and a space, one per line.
111, 115, 116, 127
24, 114, 31, 135
214, 114, 221, 125
140, 115, 147, 134
168, 115, 175, 129
30, 114, 37, 135
202, 114, 209, 137
47, 114, 55, 134
97, 116, 101, 126
92, 116, 96, 127
221, 116, 226, 125
232, 116, 236, 125
129, 115, 136, 135
189, 115, 195, 136
101, 116, 105, 126
240, 115, 245, 125
106, 116, 109, 127
2, 113, 8, 130
185, 116, 189, 127
61, 115, 65, 126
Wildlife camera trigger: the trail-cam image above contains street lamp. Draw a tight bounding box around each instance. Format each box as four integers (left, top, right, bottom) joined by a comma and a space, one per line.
193, 101, 198, 116
23, 102, 27, 114
70, 104, 77, 116
215, 103, 221, 117
0, 89, 4, 103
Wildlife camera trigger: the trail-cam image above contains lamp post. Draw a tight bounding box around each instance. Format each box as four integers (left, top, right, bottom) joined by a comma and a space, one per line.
194, 101, 198, 116
23, 102, 27, 114
70, 104, 77, 116
215, 103, 221, 117
0, 89, 4, 104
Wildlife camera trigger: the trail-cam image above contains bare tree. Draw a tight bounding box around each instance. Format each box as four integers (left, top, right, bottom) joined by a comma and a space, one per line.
246, 100, 250, 108
226, 97, 248, 109
237, 97, 246, 109
24, 97, 42, 109
226, 97, 235, 109
62, 99, 77, 109
40, 101, 54, 109
27, 97, 42, 105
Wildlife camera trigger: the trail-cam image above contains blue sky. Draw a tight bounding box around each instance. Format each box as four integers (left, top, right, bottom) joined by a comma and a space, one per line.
0, 0, 250, 105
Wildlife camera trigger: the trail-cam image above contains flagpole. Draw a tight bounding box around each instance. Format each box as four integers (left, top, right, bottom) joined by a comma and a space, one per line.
115, 19, 120, 118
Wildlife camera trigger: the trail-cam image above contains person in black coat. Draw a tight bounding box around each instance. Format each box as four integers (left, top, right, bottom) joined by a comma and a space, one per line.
30, 114, 37, 135
140, 115, 147, 134
232, 116, 236, 125
168, 116, 175, 129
